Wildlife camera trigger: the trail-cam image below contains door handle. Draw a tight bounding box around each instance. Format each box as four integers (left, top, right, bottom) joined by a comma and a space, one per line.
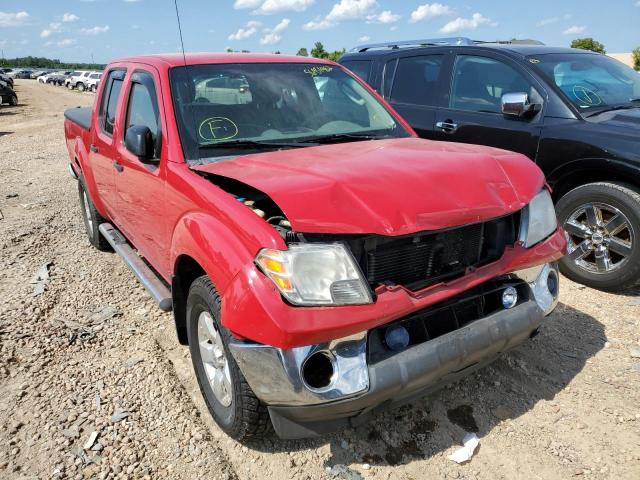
90, 144, 99, 153
113, 161, 124, 173
435, 121, 459, 133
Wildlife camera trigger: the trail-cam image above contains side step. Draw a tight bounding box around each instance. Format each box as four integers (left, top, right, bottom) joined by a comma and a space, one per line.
98, 223, 173, 312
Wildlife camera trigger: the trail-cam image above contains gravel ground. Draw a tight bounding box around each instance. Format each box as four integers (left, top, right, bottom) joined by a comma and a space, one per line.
1, 80, 639, 480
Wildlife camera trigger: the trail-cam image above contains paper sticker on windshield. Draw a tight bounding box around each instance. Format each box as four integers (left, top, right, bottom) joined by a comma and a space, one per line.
528, 58, 540, 64
198, 117, 239, 142
304, 66, 333, 77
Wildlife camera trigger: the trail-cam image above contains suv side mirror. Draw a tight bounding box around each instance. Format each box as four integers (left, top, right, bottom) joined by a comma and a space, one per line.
501, 92, 541, 118
124, 125, 156, 162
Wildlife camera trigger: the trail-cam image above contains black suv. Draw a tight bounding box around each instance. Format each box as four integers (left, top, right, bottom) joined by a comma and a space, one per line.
340, 38, 640, 292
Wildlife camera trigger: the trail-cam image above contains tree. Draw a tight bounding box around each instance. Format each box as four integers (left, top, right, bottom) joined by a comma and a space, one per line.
570, 38, 606, 54
310, 42, 328, 59
633, 47, 640, 71
328, 49, 346, 62
296, 47, 308, 57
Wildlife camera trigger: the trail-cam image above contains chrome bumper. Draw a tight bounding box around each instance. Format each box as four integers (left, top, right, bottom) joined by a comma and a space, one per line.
229, 262, 559, 410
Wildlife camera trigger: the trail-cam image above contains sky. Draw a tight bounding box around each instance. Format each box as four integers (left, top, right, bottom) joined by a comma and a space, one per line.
0, 0, 639, 64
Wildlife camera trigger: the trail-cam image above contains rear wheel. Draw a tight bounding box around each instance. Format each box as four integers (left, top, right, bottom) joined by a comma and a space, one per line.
557, 182, 640, 291
8, 95, 17, 106
77, 83, 86, 92
78, 178, 110, 251
186, 276, 271, 441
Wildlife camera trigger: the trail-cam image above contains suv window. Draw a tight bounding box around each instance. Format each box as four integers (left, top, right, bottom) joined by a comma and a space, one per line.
99, 70, 125, 136
125, 72, 160, 157
341, 60, 372, 81
390, 55, 443, 106
450, 55, 539, 114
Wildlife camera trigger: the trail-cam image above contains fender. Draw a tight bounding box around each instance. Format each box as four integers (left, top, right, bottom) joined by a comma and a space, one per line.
546, 157, 640, 196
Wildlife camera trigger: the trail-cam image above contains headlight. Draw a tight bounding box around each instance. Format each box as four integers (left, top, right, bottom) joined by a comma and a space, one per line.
519, 189, 557, 247
256, 243, 373, 306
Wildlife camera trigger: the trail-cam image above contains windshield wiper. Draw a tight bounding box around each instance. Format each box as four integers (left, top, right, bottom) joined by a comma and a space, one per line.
585, 100, 640, 117
199, 139, 315, 150
297, 133, 382, 144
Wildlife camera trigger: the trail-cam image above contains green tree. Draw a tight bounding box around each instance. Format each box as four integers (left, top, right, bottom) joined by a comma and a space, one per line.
296, 47, 309, 57
310, 42, 328, 59
328, 49, 346, 62
570, 38, 606, 54
632, 47, 640, 71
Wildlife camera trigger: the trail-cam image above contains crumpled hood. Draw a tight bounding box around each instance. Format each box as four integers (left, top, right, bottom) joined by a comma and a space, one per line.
192, 137, 545, 235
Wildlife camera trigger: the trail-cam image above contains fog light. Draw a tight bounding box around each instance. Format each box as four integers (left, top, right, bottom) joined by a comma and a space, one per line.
385, 325, 410, 351
502, 286, 518, 309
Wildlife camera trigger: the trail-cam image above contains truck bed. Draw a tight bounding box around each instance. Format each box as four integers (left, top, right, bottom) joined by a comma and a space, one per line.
64, 107, 92, 131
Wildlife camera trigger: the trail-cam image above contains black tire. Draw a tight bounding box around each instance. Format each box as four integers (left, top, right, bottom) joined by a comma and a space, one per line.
186, 276, 271, 441
78, 178, 110, 251
77, 83, 85, 92
557, 182, 640, 291
9, 95, 17, 107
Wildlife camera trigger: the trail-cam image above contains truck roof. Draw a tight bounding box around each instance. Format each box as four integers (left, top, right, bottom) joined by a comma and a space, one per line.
109, 52, 335, 68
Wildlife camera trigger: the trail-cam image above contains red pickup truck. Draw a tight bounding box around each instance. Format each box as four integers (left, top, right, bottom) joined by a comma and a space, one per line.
64, 53, 565, 440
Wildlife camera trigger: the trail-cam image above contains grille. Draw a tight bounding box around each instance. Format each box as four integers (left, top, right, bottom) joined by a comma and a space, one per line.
361, 214, 517, 290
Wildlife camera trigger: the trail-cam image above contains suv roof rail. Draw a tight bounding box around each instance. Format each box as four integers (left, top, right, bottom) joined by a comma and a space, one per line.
351, 37, 545, 52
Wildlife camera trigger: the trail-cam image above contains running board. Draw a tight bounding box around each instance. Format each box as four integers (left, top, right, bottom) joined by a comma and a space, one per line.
98, 223, 173, 311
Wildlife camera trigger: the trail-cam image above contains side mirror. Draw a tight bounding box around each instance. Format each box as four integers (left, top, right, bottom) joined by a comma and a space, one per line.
501, 92, 541, 118
124, 125, 156, 162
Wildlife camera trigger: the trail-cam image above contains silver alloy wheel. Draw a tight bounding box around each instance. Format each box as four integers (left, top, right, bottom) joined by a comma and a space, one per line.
82, 190, 94, 238
197, 311, 232, 407
564, 202, 634, 274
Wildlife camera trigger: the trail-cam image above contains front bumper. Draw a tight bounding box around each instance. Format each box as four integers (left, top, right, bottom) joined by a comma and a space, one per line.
229, 262, 559, 439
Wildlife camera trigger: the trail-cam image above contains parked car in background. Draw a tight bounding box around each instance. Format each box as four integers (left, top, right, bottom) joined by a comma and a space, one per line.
66, 71, 91, 90
30, 70, 49, 79
37, 71, 57, 83
2, 68, 17, 78
0, 68, 14, 76
0, 73, 13, 88
14, 70, 34, 79
64, 53, 564, 441
340, 38, 640, 291
85, 72, 102, 92
48, 71, 73, 86
0, 79, 18, 106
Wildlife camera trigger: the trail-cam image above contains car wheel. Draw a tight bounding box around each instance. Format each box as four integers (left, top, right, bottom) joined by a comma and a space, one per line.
77, 83, 85, 92
90, 85, 96, 93
67, 83, 74, 90
9, 95, 18, 106
186, 276, 271, 441
557, 182, 640, 291
78, 178, 110, 251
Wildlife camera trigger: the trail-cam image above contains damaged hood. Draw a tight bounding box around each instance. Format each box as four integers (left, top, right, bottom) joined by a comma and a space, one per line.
192, 137, 544, 235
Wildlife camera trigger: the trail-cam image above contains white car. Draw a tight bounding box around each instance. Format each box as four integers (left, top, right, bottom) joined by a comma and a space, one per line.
37, 72, 56, 83
85, 72, 103, 92
66, 71, 91, 90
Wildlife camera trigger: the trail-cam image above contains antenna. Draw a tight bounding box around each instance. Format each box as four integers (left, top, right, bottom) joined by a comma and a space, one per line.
174, 0, 188, 65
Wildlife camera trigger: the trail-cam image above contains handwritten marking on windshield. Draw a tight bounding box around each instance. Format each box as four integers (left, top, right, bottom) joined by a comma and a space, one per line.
572, 85, 603, 106
198, 117, 239, 142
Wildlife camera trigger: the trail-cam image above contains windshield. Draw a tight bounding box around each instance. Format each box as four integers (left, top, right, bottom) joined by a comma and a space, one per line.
530, 53, 640, 114
169, 62, 407, 161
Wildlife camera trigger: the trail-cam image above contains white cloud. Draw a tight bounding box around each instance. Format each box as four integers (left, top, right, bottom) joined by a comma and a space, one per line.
304, 0, 377, 30
410, 3, 450, 23
260, 18, 290, 44
255, 0, 314, 15
62, 13, 79, 23
0, 11, 30, 27
234, 0, 262, 8
58, 38, 76, 46
636, 1, 640, 6
536, 13, 571, 27
40, 22, 62, 38
563, 25, 586, 35
358, 35, 370, 42
439, 13, 495, 34
228, 21, 261, 40
366, 10, 400, 24
80, 25, 110, 35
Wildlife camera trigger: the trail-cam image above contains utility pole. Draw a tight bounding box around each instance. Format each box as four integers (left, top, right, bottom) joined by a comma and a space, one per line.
91, 53, 94, 65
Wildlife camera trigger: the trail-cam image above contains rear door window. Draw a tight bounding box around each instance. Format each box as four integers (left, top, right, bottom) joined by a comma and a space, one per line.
341, 60, 372, 82
390, 55, 444, 106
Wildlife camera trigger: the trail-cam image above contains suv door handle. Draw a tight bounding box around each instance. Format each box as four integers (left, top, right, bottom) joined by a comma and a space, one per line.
90, 144, 99, 153
435, 121, 459, 133
113, 161, 124, 173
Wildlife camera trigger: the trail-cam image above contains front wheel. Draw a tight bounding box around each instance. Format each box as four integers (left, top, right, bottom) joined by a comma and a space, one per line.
186, 276, 271, 441
77, 83, 85, 92
557, 182, 640, 291
9, 95, 17, 106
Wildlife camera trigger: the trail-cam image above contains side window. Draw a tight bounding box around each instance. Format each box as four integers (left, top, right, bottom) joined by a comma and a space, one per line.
341, 60, 372, 82
450, 55, 539, 114
125, 72, 160, 157
390, 55, 443, 106
382, 58, 398, 99
99, 70, 125, 136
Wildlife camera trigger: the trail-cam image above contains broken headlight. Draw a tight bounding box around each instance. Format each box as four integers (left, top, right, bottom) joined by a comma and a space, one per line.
256, 243, 373, 306
519, 189, 557, 248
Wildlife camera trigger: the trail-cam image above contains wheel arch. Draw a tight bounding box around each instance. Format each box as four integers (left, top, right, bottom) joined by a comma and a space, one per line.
172, 254, 206, 345
548, 158, 640, 201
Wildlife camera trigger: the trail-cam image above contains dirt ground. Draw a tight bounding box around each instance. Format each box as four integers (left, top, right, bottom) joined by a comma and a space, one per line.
0, 80, 639, 480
